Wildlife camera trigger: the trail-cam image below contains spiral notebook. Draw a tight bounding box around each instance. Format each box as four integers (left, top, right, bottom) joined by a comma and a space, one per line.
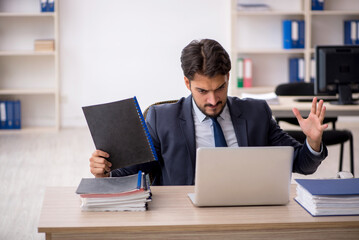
82, 97, 158, 170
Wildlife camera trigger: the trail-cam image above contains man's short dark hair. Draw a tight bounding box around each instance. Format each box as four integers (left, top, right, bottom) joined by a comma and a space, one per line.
180, 39, 231, 80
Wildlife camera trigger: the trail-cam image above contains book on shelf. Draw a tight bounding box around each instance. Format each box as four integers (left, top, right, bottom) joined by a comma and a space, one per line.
283, 20, 305, 49
0, 100, 21, 130
311, 0, 324, 11
295, 178, 359, 217
76, 171, 151, 212
82, 96, 158, 171
344, 20, 359, 45
34, 39, 55, 52
289, 58, 305, 83
236, 3, 270, 12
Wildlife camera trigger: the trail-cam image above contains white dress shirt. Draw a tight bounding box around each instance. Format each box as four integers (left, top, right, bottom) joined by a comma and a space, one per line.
192, 99, 238, 148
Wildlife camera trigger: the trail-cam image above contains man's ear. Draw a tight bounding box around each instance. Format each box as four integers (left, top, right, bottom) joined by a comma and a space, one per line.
184, 77, 191, 91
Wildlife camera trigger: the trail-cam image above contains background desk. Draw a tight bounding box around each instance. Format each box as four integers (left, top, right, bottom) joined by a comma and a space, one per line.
38, 185, 359, 240
269, 96, 359, 118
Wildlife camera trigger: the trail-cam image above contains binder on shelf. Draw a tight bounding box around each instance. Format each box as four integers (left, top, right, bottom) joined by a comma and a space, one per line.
357, 20, 359, 45
289, 58, 298, 83
298, 20, 305, 49
344, 20, 357, 45
13, 100, 21, 129
289, 58, 305, 83
236, 58, 244, 88
40, 0, 47, 12
47, 0, 55, 12
283, 20, 295, 49
298, 58, 304, 82
243, 58, 252, 88
0, 101, 6, 129
40, 0, 55, 13
295, 178, 359, 216
82, 97, 158, 171
283, 20, 304, 49
310, 58, 315, 83
6, 101, 14, 129
311, 0, 324, 11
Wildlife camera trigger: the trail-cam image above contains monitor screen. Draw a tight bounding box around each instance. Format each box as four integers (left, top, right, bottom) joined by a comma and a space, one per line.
315, 45, 359, 105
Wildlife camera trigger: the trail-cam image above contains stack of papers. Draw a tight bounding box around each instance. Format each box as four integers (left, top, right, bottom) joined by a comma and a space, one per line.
76, 172, 151, 212
295, 178, 359, 216
241, 92, 279, 105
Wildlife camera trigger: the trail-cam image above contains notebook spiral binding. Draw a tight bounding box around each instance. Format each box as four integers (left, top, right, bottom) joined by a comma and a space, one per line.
133, 96, 159, 161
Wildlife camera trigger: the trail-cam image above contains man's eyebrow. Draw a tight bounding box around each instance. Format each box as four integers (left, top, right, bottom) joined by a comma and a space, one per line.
215, 81, 227, 90
195, 87, 208, 92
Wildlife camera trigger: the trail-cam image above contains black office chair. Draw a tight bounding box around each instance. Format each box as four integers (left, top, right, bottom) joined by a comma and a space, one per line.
143, 100, 179, 184
143, 100, 179, 120
275, 82, 354, 175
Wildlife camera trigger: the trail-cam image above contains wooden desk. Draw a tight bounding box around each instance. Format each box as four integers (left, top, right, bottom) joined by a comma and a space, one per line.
270, 96, 359, 118
38, 185, 359, 240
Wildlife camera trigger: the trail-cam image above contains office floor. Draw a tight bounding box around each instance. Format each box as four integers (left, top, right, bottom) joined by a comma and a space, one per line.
0, 122, 358, 240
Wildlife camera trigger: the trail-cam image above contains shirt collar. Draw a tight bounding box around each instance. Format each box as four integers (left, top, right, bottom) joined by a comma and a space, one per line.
192, 98, 229, 123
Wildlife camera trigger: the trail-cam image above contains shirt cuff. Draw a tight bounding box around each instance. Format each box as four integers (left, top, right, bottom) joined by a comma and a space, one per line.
305, 139, 323, 156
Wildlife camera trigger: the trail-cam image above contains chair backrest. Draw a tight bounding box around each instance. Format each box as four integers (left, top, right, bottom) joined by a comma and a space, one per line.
143, 100, 179, 119
275, 82, 314, 96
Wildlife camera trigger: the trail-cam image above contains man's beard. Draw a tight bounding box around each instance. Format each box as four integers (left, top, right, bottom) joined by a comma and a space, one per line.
193, 99, 226, 118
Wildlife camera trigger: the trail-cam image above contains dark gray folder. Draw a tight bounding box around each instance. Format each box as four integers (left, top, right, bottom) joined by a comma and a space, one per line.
76, 174, 139, 194
82, 98, 156, 171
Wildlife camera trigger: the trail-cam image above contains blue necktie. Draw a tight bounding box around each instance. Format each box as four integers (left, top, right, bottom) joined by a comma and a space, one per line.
210, 117, 227, 147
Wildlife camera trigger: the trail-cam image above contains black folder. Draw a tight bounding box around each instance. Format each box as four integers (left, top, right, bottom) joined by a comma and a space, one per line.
82, 97, 157, 170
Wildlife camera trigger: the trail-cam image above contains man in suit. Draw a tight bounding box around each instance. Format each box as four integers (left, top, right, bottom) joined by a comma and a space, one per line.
89, 39, 328, 185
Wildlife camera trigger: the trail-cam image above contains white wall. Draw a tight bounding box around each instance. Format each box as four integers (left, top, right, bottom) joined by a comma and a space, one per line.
59, 0, 231, 127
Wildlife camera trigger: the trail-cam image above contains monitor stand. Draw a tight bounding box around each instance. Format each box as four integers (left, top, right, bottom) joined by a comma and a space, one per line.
330, 85, 358, 105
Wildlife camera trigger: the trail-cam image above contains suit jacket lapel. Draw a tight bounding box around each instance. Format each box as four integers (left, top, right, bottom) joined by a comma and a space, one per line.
228, 97, 248, 146
178, 96, 196, 180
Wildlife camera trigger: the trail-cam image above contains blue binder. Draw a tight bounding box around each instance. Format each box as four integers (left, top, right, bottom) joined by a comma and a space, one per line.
296, 178, 359, 196
344, 20, 357, 45
298, 20, 305, 48
289, 58, 298, 83
6, 101, 14, 129
13, 100, 21, 129
40, 0, 47, 12
311, 0, 324, 11
283, 20, 293, 49
47, 0, 55, 12
357, 20, 359, 45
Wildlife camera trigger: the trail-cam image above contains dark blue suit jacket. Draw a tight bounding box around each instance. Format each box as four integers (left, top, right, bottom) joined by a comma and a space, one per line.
112, 95, 327, 185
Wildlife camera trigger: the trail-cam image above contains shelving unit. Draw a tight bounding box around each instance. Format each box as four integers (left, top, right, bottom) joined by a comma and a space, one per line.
0, 0, 59, 134
230, 0, 359, 96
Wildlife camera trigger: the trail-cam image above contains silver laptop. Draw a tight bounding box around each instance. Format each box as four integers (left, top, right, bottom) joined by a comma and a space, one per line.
188, 146, 294, 207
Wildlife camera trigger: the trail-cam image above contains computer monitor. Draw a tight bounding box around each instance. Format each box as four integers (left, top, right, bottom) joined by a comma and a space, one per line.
315, 45, 359, 105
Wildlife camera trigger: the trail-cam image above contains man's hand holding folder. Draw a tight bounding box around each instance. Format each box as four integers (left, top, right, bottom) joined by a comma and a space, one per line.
90, 150, 112, 178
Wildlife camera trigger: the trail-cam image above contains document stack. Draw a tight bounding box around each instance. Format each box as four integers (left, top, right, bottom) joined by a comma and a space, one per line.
76, 171, 151, 212
295, 178, 359, 216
